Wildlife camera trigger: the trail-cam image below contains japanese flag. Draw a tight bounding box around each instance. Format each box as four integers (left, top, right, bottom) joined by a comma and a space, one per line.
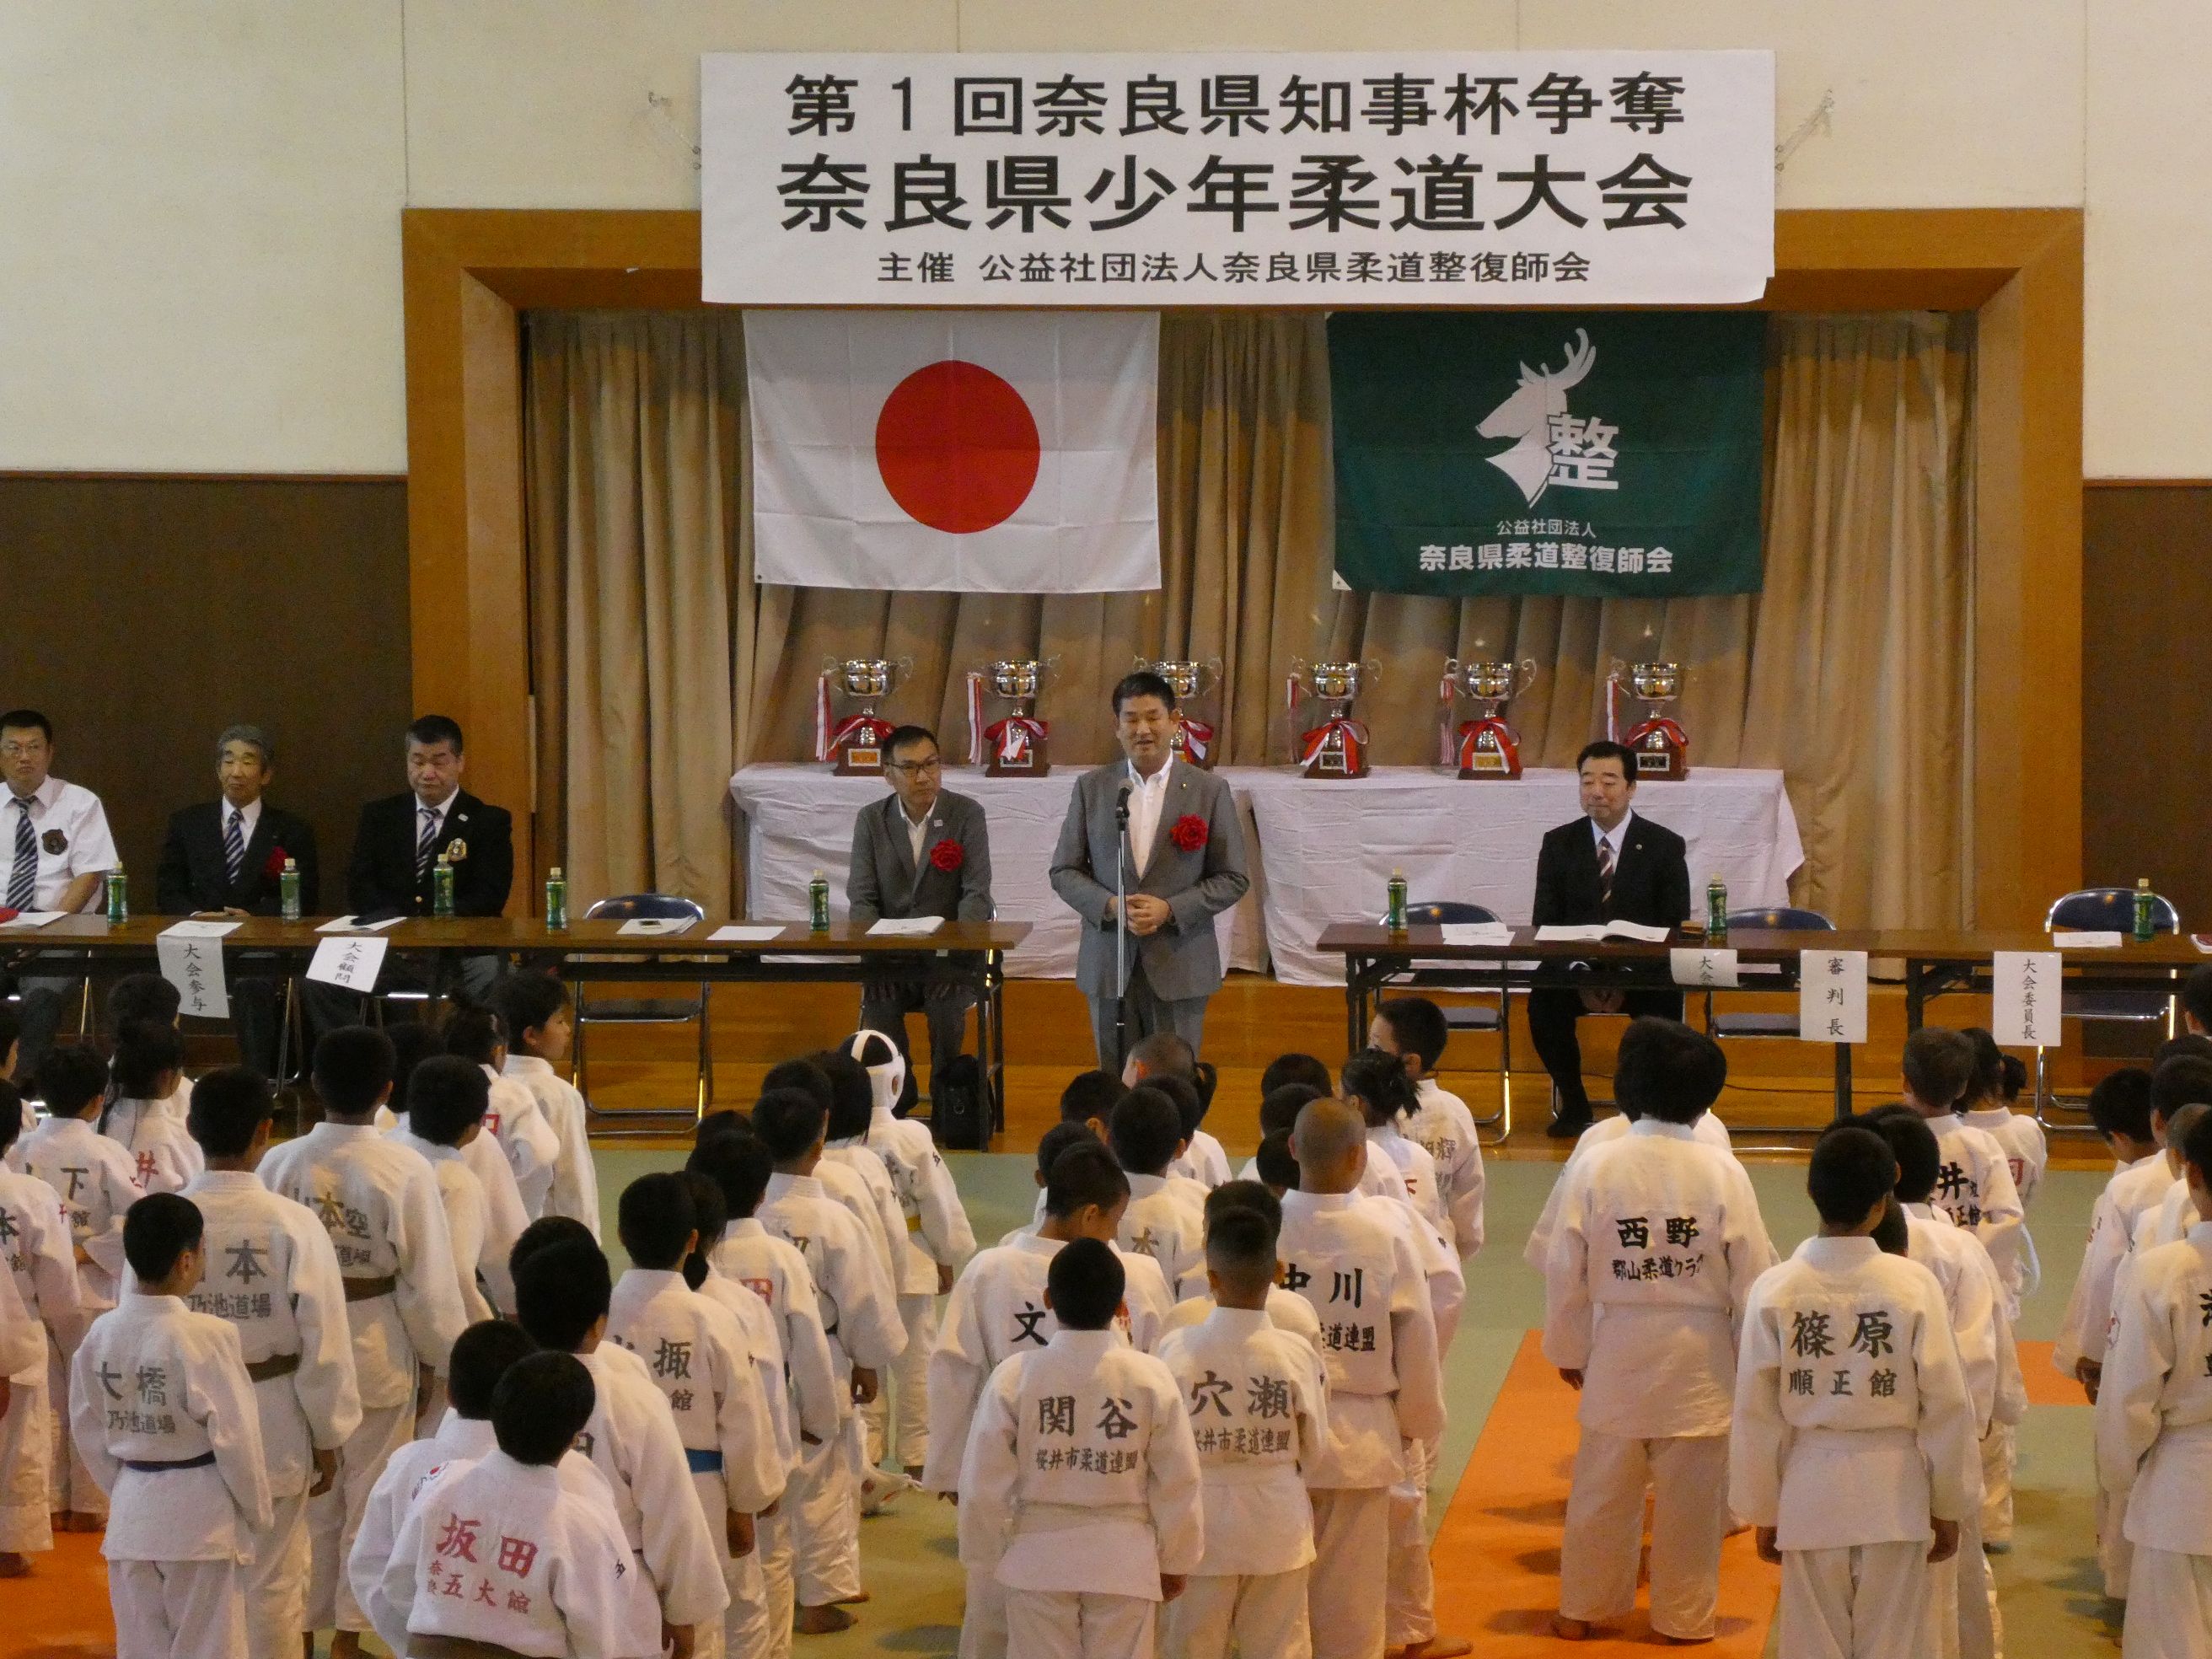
744, 309, 1160, 593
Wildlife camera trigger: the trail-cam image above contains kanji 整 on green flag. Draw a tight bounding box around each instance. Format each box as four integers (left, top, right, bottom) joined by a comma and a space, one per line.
1329, 312, 1767, 597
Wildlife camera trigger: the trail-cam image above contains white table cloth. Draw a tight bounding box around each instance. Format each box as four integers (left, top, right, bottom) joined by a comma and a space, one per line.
729, 763, 1802, 986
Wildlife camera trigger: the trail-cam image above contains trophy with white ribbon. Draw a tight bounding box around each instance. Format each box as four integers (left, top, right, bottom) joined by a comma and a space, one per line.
815, 658, 909, 776
1136, 657, 1224, 770
1286, 659, 1376, 780
966, 658, 1053, 776
1440, 656, 1538, 780
1606, 658, 1689, 780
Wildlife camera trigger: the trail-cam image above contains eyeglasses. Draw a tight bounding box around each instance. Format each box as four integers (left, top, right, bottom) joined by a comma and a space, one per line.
888, 758, 942, 776
0, 742, 45, 759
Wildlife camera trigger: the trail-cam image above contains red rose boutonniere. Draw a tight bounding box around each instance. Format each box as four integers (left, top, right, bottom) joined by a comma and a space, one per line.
1169, 813, 1209, 853
262, 846, 288, 882
929, 839, 964, 873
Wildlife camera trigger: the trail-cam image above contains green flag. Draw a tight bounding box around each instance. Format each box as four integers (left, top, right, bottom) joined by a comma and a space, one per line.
1329, 312, 1767, 598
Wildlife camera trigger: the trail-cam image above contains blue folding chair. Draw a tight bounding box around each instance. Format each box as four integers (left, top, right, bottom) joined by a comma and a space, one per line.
1372, 900, 1514, 1143
2034, 887, 2182, 1129
573, 894, 712, 1130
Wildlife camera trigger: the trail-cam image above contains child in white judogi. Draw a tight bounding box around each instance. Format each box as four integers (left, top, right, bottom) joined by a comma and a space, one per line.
695, 1127, 844, 1659
1866, 1107, 2021, 1659
609, 1171, 787, 1659
1732, 1125, 1981, 1659
99, 1020, 203, 1196
1522, 1090, 1735, 1271
73, 1192, 273, 1659
958, 1237, 1204, 1659
390, 1055, 502, 1328
513, 1224, 733, 1659
1958, 1031, 2044, 1549
367, 1350, 655, 1658
490, 969, 602, 1236
1901, 1028, 2026, 1282
763, 1058, 905, 1281
2097, 1106, 2212, 1659
1158, 1181, 1326, 1350
1113, 1087, 1210, 1301
1122, 1034, 1227, 1189
2134, 1100, 2210, 1257
19, 1045, 142, 1527
444, 1007, 563, 1217
176, 1067, 363, 1659
845, 1029, 976, 1480
257, 1025, 468, 1656
1340, 1048, 1449, 1242
1278, 1098, 1446, 1659
1240, 1085, 1415, 1209
387, 1029, 529, 1320
0, 1077, 84, 1570
1372, 997, 1487, 1259
1156, 1205, 1329, 1659
751, 1087, 906, 1635
1544, 1018, 1776, 1644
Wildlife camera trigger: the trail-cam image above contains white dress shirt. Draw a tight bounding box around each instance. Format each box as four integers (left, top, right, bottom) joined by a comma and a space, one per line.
222, 796, 263, 848
902, 803, 930, 869
1591, 807, 1635, 867
5, 776, 118, 910
1126, 754, 1174, 878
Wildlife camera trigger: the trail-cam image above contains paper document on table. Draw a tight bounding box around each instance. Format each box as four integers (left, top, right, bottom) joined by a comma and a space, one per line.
710, 925, 787, 942
1534, 921, 1672, 943
2050, 930, 2123, 949
1533, 925, 1608, 942
1438, 923, 1512, 946
618, 917, 696, 937
157, 930, 230, 1018
0, 911, 66, 929
317, 915, 405, 934
867, 917, 945, 937
162, 920, 242, 938
307, 935, 388, 991
1602, 921, 1672, 942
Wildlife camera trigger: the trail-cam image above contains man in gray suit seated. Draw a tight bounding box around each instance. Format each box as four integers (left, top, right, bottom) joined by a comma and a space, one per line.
1050, 670, 1250, 1071
848, 723, 996, 1099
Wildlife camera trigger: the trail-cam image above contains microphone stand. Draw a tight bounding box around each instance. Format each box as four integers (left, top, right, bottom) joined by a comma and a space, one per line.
1114, 780, 1133, 1077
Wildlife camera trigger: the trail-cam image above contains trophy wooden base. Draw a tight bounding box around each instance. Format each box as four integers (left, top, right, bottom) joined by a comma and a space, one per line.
986, 739, 1050, 778
1626, 723, 1689, 781
1455, 720, 1523, 781
1303, 749, 1369, 781
832, 744, 884, 776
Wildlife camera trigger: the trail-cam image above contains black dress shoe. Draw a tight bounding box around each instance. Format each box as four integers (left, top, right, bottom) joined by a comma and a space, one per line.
1546, 1111, 1593, 1140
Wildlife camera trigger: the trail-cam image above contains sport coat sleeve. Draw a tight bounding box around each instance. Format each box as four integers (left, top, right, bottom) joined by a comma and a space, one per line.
1049, 772, 1114, 929
847, 806, 883, 926
346, 800, 391, 916
953, 795, 995, 922
1652, 830, 1691, 926
1530, 828, 1571, 929
1162, 773, 1249, 936
155, 808, 199, 915
453, 800, 513, 917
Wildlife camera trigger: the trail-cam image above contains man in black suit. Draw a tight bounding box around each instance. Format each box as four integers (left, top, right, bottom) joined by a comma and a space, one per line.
1529, 739, 1692, 1138
156, 723, 319, 1074
847, 724, 994, 1104
309, 714, 514, 1032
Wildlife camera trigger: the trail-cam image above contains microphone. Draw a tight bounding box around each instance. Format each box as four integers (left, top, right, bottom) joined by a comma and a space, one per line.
1115, 780, 1132, 828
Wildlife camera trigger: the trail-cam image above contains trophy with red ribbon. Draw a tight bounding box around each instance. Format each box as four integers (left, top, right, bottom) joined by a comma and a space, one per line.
1441, 656, 1538, 780
1137, 657, 1223, 770
967, 659, 1053, 776
816, 658, 909, 776
1286, 659, 1375, 780
1606, 658, 1689, 780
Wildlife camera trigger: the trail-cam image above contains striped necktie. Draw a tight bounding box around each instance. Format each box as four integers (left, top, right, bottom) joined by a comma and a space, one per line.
416, 806, 440, 882
223, 808, 246, 887
7, 798, 33, 911
1596, 835, 1615, 908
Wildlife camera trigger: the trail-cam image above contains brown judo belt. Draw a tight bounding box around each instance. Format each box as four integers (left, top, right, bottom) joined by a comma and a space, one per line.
244, 1352, 301, 1383
342, 1274, 399, 1302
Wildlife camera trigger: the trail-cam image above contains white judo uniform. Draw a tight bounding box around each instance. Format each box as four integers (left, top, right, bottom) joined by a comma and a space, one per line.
823, 1132, 910, 1474
99, 1097, 204, 1196
386, 1111, 531, 1318
0, 1161, 83, 1554
1522, 1108, 1735, 1270
1924, 1111, 2027, 1285
173, 1168, 364, 1659
1155, 1305, 1331, 1659
1275, 1188, 1446, 1659
71, 1291, 274, 1659
1542, 1119, 1775, 1642
957, 1328, 1205, 1659
391, 1129, 497, 1327
1731, 1237, 1981, 1659
258, 1120, 469, 1635
2097, 1217, 2212, 1659
1119, 1173, 1209, 1302
501, 1051, 603, 1237
1364, 1122, 1447, 1242
1160, 1285, 1324, 1351
1402, 1077, 1485, 1259
1168, 1125, 1233, 1189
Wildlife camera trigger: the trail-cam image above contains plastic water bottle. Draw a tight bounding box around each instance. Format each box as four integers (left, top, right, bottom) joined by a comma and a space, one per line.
809, 870, 832, 933
1707, 877, 1729, 941
432, 853, 456, 919
2134, 877, 2156, 943
105, 863, 128, 924
279, 857, 301, 922
1386, 869, 1409, 934
545, 866, 568, 932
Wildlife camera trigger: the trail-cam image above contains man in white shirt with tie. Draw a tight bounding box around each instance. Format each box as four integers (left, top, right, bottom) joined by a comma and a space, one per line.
0, 709, 118, 1076
1526, 742, 1692, 1139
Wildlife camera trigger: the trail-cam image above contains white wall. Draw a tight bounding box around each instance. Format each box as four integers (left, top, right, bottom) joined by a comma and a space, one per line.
0, 1, 2189, 475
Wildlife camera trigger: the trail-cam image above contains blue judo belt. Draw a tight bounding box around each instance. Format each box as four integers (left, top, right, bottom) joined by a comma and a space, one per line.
685, 1447, 725, 1474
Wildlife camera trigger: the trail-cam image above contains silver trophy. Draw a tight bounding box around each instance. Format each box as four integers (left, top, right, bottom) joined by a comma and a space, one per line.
1442, 656, 1538, 780
968, 658, 1054, 776
1286, 658, 1376, 780
818, 656, 909, 774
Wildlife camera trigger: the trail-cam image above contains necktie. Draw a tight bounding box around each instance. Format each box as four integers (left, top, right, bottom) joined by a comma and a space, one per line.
416, 806, 440, 882
1596, 835, 1615, 909
223, 809, 245, 887
7, 798, 34, 911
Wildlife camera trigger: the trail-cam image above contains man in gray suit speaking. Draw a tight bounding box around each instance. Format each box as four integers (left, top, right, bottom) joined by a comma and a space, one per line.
848, 724, 995, 1097
1050, 670, 1250, 1070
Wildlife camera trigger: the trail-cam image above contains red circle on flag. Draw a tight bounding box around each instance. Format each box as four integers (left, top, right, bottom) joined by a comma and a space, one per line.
875, 359, 1041, 534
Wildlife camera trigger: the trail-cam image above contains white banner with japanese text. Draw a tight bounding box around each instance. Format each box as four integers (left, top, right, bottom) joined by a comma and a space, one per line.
701, 51, 1775, 308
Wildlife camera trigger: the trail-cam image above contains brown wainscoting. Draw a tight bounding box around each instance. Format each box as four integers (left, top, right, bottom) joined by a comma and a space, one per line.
2084, 481, 2212, 947
0, 473, 410, 907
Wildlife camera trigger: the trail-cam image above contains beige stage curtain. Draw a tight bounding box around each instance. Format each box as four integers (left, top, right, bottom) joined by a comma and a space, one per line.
523, 308, 1972, 928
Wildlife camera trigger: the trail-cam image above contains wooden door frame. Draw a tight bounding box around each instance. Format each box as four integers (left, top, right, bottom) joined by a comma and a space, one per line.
402, 206, 2081, 926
